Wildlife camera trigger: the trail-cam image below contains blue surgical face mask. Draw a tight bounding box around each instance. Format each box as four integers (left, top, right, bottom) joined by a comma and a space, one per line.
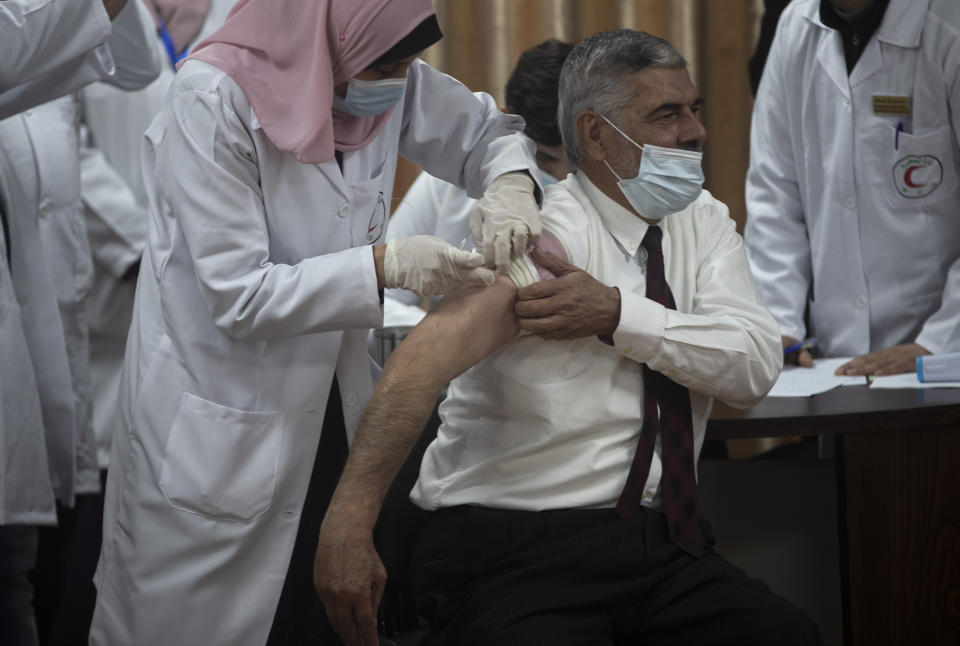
599, 114, 704, 220
332, 77, 407, 118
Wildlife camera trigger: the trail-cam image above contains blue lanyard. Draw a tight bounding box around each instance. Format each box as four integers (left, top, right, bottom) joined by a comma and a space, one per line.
157, 19, 189, 71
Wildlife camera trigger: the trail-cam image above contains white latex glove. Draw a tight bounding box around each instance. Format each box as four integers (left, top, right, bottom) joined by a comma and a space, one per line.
384, 235, 495, 297
469, 171, 542, 274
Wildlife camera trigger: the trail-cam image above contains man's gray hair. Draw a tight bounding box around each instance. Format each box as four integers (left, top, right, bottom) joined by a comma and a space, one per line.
558, 29, 687, 168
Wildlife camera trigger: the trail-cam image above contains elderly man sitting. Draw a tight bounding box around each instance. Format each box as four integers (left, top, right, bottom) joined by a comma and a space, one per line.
314, 29, 821, 646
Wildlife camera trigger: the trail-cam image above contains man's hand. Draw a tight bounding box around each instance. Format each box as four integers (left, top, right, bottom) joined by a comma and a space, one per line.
103, 0, 128, 20
515, 248, 620, 340
835, 343, 930, 376
314, 509, 386, 646
782, 335, 814, 367
469, 172, 542, 274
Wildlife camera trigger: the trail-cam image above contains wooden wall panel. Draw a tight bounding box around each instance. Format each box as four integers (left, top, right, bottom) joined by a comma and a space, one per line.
699, 0, 756, 233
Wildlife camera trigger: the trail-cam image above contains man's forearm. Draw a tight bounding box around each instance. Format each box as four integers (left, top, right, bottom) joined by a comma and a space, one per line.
327, 343, 446, 530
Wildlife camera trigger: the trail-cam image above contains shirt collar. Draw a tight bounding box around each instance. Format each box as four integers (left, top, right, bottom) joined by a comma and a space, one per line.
819, 0, 888, 38
806, 0, 926, 48
574, 172, 651, 258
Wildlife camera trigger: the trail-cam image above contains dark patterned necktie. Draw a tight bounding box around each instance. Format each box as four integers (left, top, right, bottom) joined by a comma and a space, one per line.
616, 225, 705, 557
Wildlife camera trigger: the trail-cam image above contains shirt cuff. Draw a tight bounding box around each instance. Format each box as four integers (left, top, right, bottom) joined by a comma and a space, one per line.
611, 290, 666, 363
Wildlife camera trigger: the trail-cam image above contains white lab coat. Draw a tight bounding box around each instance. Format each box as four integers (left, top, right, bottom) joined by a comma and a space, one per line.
0, 148, 56, 525
745, 0, 960, 357
0, 0, 109, 87
0, 0, 158, 513
90, 57, 537, 645
80, 0, 237, 468
1, 98, 101, 498
0, 0, 110, 114
0, 0, 160, 118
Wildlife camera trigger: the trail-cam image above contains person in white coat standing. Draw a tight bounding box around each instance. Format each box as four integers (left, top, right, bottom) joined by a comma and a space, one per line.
745, 0, 960, 375
90, 1, 543, 644
0, 2, 156, 645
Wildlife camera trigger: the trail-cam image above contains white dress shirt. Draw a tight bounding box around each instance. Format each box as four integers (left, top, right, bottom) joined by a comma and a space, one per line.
411, 173, 782, 512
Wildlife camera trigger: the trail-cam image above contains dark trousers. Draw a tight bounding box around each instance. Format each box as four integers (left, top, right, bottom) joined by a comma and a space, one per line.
411, 505, 822, 646
0, 525, 39, 646
29, 472, 106, 646
266, 382, 348, 646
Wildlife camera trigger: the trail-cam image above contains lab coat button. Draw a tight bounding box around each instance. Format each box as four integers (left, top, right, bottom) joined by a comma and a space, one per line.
844, 197, 855, 210
345, 393, 358, 407
623, 346, 634, 355
337, 204, 351, 218
855, 297, 866, 308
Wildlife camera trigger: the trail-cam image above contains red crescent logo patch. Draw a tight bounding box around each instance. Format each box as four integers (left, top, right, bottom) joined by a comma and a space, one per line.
903, 165, 926, 188
893, 155, 942, 198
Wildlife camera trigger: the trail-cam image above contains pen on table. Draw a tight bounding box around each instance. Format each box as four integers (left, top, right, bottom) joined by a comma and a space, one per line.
783, 337, 818, 355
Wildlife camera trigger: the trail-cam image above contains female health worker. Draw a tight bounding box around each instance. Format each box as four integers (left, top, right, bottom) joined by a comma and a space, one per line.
89, 1, 542, 644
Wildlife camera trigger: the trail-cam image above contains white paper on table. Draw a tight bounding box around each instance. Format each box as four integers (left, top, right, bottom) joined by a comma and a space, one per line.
868, 373, 960, 389
766, 357, 865, 397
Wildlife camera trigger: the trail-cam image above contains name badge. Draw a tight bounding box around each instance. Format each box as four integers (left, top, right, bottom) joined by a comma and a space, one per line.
873, 95, 911, 115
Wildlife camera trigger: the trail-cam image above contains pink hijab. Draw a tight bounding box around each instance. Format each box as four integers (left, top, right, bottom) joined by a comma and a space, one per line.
187, 0, 437, 164
142, 0, 212, 54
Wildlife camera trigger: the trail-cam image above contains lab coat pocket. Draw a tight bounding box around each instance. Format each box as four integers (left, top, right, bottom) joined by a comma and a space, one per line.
885, 125, 959, 209
159, 393, 285, 522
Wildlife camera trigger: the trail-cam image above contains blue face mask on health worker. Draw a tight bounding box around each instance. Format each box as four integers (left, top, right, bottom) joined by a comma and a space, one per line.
333, 77, 407, 117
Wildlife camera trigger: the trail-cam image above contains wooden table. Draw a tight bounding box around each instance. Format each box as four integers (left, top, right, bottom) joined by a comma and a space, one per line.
707, 386, 960, 646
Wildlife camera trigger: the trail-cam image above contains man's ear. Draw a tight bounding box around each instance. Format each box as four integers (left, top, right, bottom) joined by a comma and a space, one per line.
576, 110, 605, 162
